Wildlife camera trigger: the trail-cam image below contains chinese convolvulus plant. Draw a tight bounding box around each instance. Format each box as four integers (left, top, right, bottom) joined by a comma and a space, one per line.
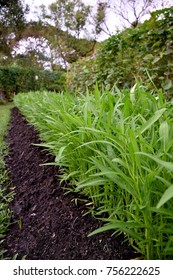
14, 83, 173, 259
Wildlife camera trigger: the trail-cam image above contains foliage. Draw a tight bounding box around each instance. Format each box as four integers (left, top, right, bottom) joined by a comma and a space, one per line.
0, 103, 14, 259
0, 66, 66, 100
43, 25, 97, 67
0, 0, 29, 60
68, 7, 173, 95
45, 0, 91, 38
0, 0, 28, 28
66, 56, 98, 93
0, 0, 96, 68
14, 84, 173, 259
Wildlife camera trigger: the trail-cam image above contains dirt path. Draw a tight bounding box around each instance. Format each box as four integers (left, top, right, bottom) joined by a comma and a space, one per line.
2, 107, 138, 260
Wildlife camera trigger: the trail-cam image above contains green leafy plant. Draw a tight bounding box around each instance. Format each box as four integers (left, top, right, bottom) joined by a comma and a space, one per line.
68, 7, 173, 95
14, 83, 173, 259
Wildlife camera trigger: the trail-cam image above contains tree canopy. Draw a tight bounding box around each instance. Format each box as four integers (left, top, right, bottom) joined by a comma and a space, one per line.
0, 0, 29, 61
0, 0, 28, 28
0, 0, 172, 69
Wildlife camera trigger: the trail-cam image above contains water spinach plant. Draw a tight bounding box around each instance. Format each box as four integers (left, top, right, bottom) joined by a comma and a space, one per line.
14, 85, 173, 259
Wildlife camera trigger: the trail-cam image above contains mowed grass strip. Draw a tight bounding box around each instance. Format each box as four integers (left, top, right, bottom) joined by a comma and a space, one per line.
0, 103, 14, 259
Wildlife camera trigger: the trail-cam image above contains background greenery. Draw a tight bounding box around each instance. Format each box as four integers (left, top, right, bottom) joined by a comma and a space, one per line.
1, 6, 173, 99
0, 66, 66, 102
67, 7, 173, 95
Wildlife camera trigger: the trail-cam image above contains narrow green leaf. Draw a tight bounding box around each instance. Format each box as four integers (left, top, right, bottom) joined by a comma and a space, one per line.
77, 178, 107, 189
138, 108, 166, 135
129, 129, 141, 172
137, 152, 173, 171
156, 185, 173, 209
55, 146, 67, 163
159, 121, 169, 150
88, 221, 143, 241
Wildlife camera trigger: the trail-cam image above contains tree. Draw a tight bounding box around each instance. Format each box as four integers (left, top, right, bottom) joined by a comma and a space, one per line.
92, 1, 112, 36
40, 0, 91, 39
106, 0, 173, 28
0, 0, 97, 69
0, 0, 28, 29
0, 0, 29, 61
111, 0, 153, 27
35, 0, 97, 68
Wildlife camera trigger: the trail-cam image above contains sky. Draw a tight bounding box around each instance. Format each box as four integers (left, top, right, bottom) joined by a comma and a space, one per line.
25, 0, 96, 6
24, 0, 173, 40
25, 0, 98, 14
24, 0, 120, 40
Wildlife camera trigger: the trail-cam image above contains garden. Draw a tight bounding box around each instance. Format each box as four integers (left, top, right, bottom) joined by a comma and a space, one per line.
1, 4, 173, 260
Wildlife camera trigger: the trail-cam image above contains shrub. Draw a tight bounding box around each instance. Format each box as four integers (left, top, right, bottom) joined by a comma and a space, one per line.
67, 7, 173, 95
96, 7, 173, 92
0, 66, 66, 100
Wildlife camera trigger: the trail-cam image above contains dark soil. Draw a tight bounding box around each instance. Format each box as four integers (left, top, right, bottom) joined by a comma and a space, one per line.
2, 107, 138, 260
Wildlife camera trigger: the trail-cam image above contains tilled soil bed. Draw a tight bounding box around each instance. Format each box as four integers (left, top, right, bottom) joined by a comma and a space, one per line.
2, 107, 138, 260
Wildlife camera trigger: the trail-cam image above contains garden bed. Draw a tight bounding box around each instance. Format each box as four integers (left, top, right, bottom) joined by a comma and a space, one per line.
2, 107, 137, 260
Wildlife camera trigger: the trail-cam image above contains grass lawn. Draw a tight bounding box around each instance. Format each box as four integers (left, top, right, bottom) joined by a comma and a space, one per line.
0, 102, 14, 259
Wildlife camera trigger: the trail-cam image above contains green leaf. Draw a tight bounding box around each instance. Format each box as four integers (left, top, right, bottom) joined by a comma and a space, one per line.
77, 178, 107, 189
159, 121, 169, 150
88, 220, 143, 241
137, 152, 173, 171
152, 56, 160, 64
55, 146, 66, 163
138, 108, 166, 135
162, 79, 173, 90
143, 54, 154, 61
156, 185, 173, 208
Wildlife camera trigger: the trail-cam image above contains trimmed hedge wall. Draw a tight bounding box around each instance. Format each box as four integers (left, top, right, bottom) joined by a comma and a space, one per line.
0, 66, 66, 102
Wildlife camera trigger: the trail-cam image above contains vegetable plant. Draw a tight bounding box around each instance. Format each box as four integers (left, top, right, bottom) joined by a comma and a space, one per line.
14, 84, 173, 259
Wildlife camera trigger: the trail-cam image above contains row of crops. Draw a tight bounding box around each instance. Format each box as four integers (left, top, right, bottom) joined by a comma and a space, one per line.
14, 84, 173, 260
